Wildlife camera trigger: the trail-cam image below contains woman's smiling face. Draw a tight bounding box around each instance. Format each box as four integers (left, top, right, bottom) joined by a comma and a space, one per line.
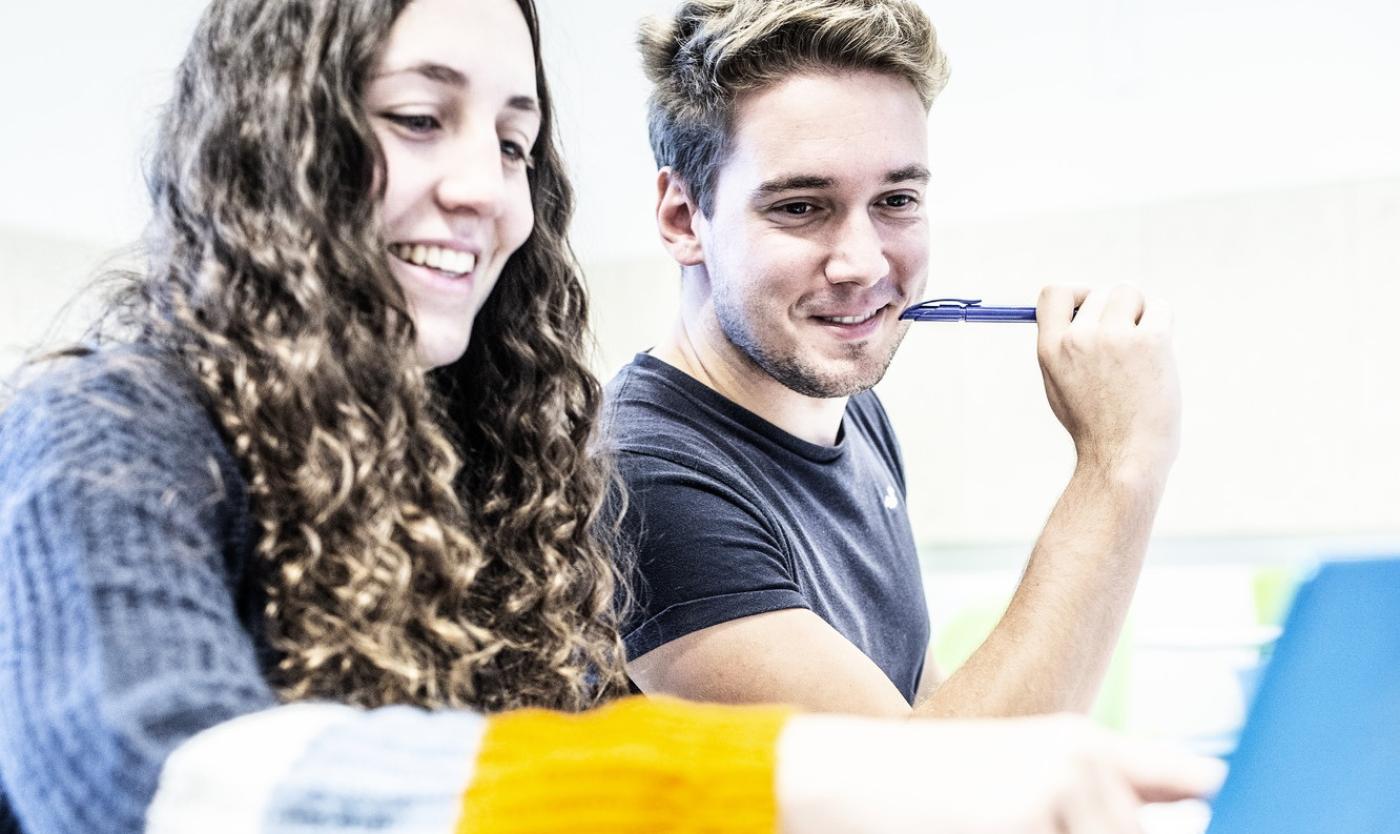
365, 0, 540, 369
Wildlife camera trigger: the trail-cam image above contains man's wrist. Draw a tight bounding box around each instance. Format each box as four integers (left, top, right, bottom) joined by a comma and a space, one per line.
1071, 450, 1174, 499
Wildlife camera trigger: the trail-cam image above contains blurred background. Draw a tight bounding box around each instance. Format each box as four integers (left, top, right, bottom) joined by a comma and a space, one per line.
3, 0, 1398, 747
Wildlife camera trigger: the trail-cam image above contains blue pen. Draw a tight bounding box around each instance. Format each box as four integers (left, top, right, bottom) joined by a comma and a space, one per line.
900, 298, 1037, 322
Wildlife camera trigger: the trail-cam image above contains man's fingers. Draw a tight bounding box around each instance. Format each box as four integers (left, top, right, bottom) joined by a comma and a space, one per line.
1099, 284, 1146, 326
1067, 285, 1112, 328
1115, 741, 1226, 804
1038, 284, 1170, 335
1036, 284, 1091, 346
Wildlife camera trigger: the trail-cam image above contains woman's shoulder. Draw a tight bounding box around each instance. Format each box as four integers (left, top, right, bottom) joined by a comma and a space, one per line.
4, 344, 207, 434
0, 344, 240, 503
6, 341, 193, 409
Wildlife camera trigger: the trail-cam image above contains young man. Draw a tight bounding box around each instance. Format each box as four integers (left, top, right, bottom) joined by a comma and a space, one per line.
605, 0, 1181, 718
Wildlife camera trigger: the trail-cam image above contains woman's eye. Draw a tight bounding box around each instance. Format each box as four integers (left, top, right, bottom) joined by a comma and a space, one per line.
501, 140, 530, 166
385, 113, 441, 134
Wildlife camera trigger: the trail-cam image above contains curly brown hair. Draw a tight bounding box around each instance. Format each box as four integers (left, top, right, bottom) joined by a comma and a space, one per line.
101, 0, 628, 712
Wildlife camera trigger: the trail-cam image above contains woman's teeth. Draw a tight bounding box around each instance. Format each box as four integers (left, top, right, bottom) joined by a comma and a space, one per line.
390, 243, 477, 276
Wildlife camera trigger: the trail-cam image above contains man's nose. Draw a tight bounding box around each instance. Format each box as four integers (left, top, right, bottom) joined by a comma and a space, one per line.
824, 212, 889, 287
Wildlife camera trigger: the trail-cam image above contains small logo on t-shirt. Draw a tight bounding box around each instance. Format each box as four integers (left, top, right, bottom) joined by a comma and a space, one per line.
882, 484, 900, 510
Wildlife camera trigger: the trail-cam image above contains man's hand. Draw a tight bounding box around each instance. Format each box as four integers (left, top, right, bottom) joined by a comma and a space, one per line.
916, 284, 1183, 717
1036, 284, 1181, 486
778, 712, 1224, 834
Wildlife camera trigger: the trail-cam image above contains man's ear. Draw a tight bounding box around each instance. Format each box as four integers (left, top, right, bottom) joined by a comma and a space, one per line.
655, 167, 706, 267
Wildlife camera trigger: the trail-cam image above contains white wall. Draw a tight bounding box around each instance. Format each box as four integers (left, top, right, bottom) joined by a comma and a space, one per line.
0, 228, 115, 371
3, 0, 1398, 545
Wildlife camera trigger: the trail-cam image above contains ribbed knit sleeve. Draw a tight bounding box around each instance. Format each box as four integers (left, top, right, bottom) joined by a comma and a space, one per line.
145, 696, 790, 833
0, 350, 279, 834
460, 696, 789, 834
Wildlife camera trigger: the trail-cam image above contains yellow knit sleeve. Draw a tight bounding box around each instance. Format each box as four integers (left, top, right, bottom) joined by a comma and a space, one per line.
457, 695, 793, 834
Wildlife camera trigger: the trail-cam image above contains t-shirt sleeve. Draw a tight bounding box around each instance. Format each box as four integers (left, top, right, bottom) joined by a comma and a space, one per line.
616, 450, 808, 659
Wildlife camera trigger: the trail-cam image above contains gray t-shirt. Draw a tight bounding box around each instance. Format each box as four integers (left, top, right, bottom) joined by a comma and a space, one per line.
605, 353, 930, 703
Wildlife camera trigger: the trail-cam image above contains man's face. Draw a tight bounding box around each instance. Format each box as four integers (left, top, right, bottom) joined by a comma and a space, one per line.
691, 69, 930, 398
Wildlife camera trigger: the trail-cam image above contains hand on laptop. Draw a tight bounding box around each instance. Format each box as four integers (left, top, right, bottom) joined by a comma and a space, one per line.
779, 712, 1224, 834
1035, 284, 1182, 487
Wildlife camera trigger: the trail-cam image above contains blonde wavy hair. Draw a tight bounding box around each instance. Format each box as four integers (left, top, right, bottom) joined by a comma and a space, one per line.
641, 0, 951, 216
96, 0, 628, 711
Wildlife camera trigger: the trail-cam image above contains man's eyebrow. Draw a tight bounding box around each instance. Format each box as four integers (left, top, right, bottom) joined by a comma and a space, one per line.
374, 63, 540, 115
885, 164, 931, 184
751, 166, 930, 200
752, 174, 836, 198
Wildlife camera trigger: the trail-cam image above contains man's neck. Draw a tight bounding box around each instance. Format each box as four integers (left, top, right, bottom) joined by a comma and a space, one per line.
651, 314, 849, 447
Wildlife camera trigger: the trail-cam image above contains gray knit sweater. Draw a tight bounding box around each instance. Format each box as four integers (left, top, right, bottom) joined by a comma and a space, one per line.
0, 341, 812, 834
0, 347, 278, 831
0, 349, 507, 834
0, 347, 799, 834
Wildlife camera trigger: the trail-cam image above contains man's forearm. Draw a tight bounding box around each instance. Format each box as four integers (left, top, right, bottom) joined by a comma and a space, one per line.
913, 462, 1165, 718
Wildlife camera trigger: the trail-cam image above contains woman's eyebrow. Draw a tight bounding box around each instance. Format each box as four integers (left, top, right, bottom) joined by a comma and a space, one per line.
372, 62, 538, 116
375, 61, 468, 87
507, 95, 539, 115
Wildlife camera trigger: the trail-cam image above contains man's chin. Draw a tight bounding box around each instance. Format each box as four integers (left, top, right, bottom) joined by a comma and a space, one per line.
725, 315, 901, 397
769, 355, 894, 399
809, 338, 904, 394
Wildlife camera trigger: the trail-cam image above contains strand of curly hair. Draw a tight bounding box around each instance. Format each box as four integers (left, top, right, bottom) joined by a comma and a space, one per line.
97, 0, 628, 712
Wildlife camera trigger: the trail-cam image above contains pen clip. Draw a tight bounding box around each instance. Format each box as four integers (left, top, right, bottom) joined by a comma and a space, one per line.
906, 297, 983, 310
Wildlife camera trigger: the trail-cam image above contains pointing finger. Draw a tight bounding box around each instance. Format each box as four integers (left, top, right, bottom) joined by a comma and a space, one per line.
1115, 740, 1226, 804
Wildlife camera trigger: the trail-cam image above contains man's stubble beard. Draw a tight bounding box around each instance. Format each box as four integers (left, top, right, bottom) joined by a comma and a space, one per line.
714, 292, 911, 399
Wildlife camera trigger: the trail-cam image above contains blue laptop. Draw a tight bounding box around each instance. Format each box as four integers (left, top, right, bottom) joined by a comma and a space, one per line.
1206, 557, 1400, 833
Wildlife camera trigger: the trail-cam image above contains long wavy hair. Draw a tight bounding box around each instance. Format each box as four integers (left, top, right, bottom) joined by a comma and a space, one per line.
102, 0, 628, 711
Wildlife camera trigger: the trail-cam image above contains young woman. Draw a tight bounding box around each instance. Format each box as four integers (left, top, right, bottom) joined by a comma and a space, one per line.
0, 0, 1218, 831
